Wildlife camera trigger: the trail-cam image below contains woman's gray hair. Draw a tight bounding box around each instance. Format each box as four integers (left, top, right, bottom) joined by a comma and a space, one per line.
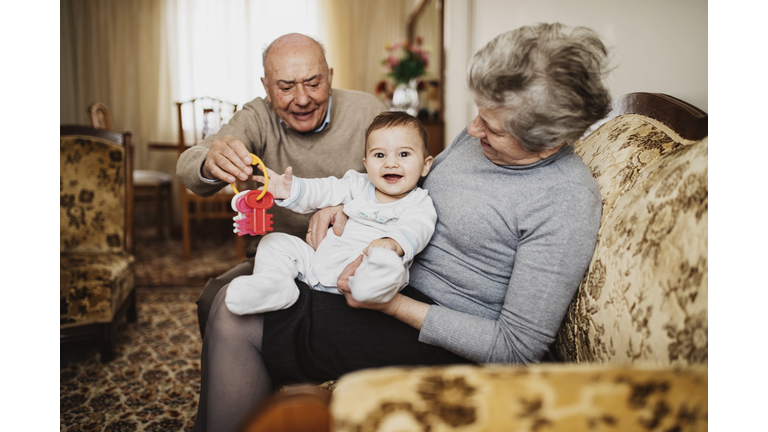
468, 23, 612, 152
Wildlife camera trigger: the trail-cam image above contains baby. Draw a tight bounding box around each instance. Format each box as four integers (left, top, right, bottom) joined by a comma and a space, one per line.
225, 111, 436, 315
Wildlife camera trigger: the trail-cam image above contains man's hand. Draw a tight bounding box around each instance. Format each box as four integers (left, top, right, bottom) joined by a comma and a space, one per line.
253, 165, 294, 200
364, 238, 404, 256
202, 134, 254, 183
306, 205, 348, 250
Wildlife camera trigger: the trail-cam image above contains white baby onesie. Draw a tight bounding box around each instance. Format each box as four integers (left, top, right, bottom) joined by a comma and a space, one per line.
225, 170, 436, 315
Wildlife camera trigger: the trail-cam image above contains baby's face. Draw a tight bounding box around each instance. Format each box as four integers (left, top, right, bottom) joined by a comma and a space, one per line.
363, 127, 433, 203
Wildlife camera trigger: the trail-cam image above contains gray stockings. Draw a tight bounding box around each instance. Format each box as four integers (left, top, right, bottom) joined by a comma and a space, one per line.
196, 259, 255, 338
192, 284, 273, 432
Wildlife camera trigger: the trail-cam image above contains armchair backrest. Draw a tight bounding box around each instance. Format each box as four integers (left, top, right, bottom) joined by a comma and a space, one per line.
552, 93, 708, 367
60, 125, 134, 254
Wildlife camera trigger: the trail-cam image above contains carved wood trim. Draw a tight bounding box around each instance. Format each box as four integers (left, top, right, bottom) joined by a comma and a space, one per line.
588, 93, 708, 141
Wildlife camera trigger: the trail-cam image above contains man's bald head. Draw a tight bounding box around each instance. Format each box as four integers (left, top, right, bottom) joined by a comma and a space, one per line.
262, 33, 328, 76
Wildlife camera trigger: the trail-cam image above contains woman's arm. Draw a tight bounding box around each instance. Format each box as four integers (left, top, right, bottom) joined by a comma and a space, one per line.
418, 184, 601, 364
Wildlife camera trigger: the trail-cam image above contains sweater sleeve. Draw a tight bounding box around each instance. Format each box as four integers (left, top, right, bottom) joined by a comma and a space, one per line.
418, 183, 601, 364
176, 100, 269, 197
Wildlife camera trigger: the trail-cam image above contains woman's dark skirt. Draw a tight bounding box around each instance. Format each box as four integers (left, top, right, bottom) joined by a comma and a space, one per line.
262, 281, 472, 385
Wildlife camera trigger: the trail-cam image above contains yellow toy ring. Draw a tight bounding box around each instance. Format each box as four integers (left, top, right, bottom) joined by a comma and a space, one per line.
231, 153, 268, 200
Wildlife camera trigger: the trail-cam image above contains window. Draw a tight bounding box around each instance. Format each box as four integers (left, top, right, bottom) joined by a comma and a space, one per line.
170, 0, 322, 108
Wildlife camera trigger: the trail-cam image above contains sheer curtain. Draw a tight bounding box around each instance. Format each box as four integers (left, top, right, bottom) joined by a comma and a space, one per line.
320, 0, 408, 95
60, 0, 172, 171
166, 0, 322, 108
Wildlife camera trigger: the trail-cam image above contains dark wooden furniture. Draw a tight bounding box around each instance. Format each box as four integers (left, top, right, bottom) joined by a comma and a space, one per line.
583, 92, 708, 141
89, 102, 173, 239
60, 125, 136, 362
88, 102, 113, 130
409, 0, 445, 157
172, 97, 243, 261
236, 385, 331, 432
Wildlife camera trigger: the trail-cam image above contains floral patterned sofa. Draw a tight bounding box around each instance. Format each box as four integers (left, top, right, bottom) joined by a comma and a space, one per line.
328, 93, 708, 431
60, 125, 137, 362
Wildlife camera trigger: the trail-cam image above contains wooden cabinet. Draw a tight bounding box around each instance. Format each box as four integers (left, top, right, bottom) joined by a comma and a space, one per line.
421, 119, 444, 158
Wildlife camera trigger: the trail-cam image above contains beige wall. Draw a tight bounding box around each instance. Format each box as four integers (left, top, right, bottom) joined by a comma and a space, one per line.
443, 0, 708, 149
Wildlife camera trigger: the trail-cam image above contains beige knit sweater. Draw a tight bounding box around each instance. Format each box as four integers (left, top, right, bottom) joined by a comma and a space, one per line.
176, 88, 386, 239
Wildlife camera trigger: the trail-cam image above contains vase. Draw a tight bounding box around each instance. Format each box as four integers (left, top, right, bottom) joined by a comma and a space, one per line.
390, 78, 419, 117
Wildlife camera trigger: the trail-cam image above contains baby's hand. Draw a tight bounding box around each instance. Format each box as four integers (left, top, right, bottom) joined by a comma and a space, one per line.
253, 166, 293, 199
364, 238, 404, 257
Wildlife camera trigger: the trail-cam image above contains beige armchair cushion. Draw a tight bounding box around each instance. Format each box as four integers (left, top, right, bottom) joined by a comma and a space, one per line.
60, 136, 127, 254
553, 115, 708, 366
331, 364, 707, 432
60, 134, 134, 329
60, 252, 135, 327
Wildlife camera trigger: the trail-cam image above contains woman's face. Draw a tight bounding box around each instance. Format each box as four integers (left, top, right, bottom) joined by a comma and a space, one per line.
467, 105, 557, 166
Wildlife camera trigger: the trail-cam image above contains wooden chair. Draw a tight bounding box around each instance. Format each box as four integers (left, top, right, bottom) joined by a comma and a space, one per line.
89, 102, 173, 239
174, 97, 244, 261
60, 125, 136, 362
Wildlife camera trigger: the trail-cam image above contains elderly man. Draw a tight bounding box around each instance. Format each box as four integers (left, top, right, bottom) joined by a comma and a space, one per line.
177, 33, 385, 337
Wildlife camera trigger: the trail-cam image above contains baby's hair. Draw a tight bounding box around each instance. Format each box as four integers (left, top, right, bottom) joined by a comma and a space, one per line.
365, 112, 429, 156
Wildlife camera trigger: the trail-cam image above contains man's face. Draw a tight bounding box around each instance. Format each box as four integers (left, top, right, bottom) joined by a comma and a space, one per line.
261, 41, 333, 133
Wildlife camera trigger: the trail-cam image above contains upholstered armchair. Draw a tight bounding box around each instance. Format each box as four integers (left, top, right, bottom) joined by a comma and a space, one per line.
328, 93, 708, 431
60, 125, 137, 362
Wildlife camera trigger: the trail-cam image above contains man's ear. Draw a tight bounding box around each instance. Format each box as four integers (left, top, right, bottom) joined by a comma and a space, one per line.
421, 156, 434, 177
260, 77, 271, 103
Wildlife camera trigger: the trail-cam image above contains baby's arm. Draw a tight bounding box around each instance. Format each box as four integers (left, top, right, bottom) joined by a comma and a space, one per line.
252, 165, 293, 199
364, 238, 404, 256
376, 191, 437, 262
277, 170, 367, 214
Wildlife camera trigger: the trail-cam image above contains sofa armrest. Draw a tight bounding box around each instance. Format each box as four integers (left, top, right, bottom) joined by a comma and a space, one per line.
331, 364, 707, 431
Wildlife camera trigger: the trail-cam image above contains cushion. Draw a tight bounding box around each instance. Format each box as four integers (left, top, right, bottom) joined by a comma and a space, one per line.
60, 136, 126, 254
60, 252, 135, 327
331, 364, 707, 432
553, 115, 708, 366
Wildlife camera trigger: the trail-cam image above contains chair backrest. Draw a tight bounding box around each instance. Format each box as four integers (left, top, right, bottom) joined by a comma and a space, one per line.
552, 93, 708, 367
175, 97, 238, 153
88, 102, 113, 131
60, 125, 134, 254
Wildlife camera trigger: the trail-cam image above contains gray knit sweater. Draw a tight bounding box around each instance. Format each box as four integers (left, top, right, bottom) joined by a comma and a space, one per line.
176, 89, 386, 239
410, 128, 601, 364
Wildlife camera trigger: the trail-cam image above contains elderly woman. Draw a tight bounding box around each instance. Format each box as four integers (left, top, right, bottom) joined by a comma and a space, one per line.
193, 22, 611, 432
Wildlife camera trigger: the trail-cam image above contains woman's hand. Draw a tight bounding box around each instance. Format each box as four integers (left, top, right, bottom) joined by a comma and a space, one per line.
336, 255, 403, 313
306, 205, 348, 250
364, 238, 404, 257
253, 165, 293, 199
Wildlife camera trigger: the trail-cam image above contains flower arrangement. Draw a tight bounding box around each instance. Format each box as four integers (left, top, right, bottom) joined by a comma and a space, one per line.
375, 37, 429, 100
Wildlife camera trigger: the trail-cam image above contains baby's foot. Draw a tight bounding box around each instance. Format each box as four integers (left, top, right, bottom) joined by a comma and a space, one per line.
225, 272, 300, 315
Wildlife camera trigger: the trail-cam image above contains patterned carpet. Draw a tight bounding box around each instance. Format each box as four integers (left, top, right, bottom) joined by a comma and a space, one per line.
60, 288, 202, 432
133, 224, 251, 287
60, 225, 252, 431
